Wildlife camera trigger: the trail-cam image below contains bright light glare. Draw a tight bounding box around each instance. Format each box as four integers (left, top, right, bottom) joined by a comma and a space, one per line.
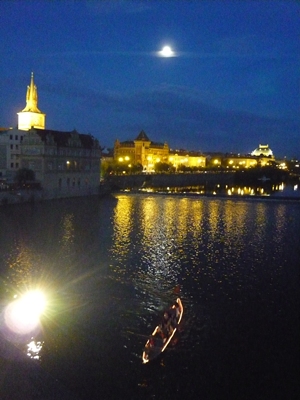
158, 45, 175, 57
4, 290, 46, 335
27, 339, 43, 360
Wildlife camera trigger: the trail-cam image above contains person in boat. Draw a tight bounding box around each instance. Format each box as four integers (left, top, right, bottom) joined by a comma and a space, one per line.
161, 311, 173, 336
168, 302, 180, 326
173, 302, 180, 320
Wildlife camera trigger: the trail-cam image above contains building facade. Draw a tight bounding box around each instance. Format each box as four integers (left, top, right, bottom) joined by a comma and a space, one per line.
0, 128, 25, 180
114, 130, 170, 172
21, 128, 101, 197
1, 73, 101, 198
114, 130, 206, 172
168, 150, 206, 170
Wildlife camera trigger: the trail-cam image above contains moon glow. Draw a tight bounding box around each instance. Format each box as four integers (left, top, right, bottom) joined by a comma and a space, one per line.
159, 45, 175, 57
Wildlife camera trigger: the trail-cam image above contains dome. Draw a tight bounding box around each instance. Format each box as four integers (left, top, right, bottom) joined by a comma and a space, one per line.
251, 144, 273, 157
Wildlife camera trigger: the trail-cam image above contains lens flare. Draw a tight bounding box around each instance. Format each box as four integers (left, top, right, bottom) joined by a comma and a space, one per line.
4, 290, 46, 335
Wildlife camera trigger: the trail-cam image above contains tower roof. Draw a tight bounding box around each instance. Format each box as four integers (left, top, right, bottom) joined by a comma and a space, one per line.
135, 130, 150, 141
21, 72, 42, 113
251, 144, 274, 157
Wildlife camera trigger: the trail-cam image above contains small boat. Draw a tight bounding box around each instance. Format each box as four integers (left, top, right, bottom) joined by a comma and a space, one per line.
142, 298, 183, 364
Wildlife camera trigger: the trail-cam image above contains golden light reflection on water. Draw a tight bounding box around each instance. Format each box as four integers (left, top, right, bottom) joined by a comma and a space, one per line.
6, 243, 40, 290
111, 196, 134, 261
110, 194, 294, 303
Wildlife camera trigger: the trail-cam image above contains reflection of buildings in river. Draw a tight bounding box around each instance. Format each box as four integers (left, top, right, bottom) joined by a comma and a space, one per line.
7, 243, 37, 289
111, 195, 134, 264
60, 213, 75, 260
207, 201, 221, 239
272, 204, 287, 252
254, 203, 268, 248
139, 197, 207, 286
140, 197, 174, 280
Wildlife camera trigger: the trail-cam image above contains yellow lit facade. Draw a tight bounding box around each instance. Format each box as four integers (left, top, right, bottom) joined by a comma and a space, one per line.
223, 156, 258, 169
17, 73, 46, 130
114, 130, 169, 172
251, 144, 273, 157
168, 151, 206, 170
114, 131, 206, 172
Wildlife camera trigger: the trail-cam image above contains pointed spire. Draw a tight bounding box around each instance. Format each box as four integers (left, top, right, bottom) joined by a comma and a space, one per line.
22, 72, 40, 112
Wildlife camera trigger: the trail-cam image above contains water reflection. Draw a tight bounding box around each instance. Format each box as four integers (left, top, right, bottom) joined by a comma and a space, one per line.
6, 243, 35, 289
110, 194, 297, 308
0, 195, 298, 399
111, 195, 134, 263
60, 213, 75, 261
27, 338, 43, 360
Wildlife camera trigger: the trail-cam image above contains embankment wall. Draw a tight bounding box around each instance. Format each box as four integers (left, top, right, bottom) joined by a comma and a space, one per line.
106, 172, 236, 190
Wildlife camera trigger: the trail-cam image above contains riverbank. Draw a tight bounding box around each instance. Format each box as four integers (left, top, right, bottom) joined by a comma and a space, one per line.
106, 170, 300, 200
1, 170, 299, 206
0, 182, 112, 206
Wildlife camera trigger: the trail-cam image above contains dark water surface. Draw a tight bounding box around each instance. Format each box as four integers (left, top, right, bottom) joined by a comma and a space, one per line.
0, 194, 299, 399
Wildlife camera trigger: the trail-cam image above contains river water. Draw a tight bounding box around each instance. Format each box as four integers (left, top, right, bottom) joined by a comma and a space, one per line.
0, 194, 299, 399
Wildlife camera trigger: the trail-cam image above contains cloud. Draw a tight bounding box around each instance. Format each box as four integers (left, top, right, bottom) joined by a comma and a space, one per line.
45, 81, 298, 156
7, 73, 298, 157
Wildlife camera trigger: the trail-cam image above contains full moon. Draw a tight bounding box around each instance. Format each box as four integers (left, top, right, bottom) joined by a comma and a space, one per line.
159, 45, 175, 57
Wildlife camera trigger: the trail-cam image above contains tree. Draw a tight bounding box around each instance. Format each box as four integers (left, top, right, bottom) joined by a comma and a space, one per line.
154, 162, 175, 173
131, 163, 143, 174
14, 168, 35, 185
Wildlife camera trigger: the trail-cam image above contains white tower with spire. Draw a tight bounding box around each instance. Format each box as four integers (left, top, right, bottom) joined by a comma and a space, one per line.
17, 72, 46, 130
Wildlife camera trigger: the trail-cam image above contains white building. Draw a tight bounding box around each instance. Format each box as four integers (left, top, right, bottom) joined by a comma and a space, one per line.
0, 128, 25, 180
1, 73, 102, 198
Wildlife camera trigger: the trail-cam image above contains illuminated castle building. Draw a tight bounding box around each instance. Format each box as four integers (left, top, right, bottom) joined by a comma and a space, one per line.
251, 144, 274, 158
0, 73, 101, 199
114, 131, 206, 172
17, 72, 46, 130
114, 130, 169, 172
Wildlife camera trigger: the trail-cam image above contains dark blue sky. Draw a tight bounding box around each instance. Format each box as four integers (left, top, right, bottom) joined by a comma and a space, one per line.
0, 0, 299, 157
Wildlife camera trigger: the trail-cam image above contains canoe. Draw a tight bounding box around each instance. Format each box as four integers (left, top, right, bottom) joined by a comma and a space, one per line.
142, 298, 183, 364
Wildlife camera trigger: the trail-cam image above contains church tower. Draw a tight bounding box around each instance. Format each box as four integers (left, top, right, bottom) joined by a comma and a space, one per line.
17, 72, 46, 130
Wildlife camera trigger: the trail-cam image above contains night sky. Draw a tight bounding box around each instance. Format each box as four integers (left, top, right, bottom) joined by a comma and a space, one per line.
0, 0, 299, 158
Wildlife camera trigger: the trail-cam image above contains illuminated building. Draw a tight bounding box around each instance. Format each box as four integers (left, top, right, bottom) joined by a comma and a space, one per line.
251, 144, 276, 167
1, 73, 101, 198
17, 73, 46, 130
168, 150, 206, 170
222, 155, 258, 169
114, 131, 206, 172
114, 130, 169, 172
251, 144, 274, 157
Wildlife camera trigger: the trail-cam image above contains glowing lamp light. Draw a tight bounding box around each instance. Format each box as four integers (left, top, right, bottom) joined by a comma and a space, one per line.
4, 290, 46, 335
